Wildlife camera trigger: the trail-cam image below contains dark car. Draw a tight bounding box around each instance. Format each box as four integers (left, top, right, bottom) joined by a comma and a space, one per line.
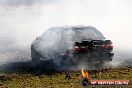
31, 26, 114, 69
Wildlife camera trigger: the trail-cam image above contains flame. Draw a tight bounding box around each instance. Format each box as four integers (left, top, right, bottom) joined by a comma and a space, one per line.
81, 68, 89, 77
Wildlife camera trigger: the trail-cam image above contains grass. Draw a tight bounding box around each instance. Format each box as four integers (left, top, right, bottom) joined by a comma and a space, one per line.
0, 66, 132, 88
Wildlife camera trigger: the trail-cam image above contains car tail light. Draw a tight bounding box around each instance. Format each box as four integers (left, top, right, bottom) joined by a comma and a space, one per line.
72, 46, 80, 51
101, 43, 113, 49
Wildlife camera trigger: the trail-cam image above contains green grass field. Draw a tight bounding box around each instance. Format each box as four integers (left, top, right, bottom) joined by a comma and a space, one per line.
0, 66, 132, 88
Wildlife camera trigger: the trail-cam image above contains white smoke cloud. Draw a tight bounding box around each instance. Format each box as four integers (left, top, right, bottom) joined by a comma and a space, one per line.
0, 0, 60, 6
0, 0, 132, 65
0, 0, 132, 48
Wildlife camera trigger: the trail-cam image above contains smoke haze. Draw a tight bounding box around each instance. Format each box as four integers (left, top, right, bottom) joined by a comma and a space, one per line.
0, 0, 132, 68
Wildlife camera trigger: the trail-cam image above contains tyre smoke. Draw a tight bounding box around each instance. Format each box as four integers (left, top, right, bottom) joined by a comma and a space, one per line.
0, 0, 132, 71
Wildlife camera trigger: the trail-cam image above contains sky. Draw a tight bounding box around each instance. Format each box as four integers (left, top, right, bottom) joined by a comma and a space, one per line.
0, 0, 132, 50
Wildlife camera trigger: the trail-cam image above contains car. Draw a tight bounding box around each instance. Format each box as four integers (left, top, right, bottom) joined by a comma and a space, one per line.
31, 26, 114, 69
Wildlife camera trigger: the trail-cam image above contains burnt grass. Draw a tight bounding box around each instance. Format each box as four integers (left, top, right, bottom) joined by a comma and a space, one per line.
0, 61, 132, 88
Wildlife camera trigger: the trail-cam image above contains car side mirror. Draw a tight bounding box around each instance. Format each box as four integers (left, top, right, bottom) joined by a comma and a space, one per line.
36, 37, 40, 40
